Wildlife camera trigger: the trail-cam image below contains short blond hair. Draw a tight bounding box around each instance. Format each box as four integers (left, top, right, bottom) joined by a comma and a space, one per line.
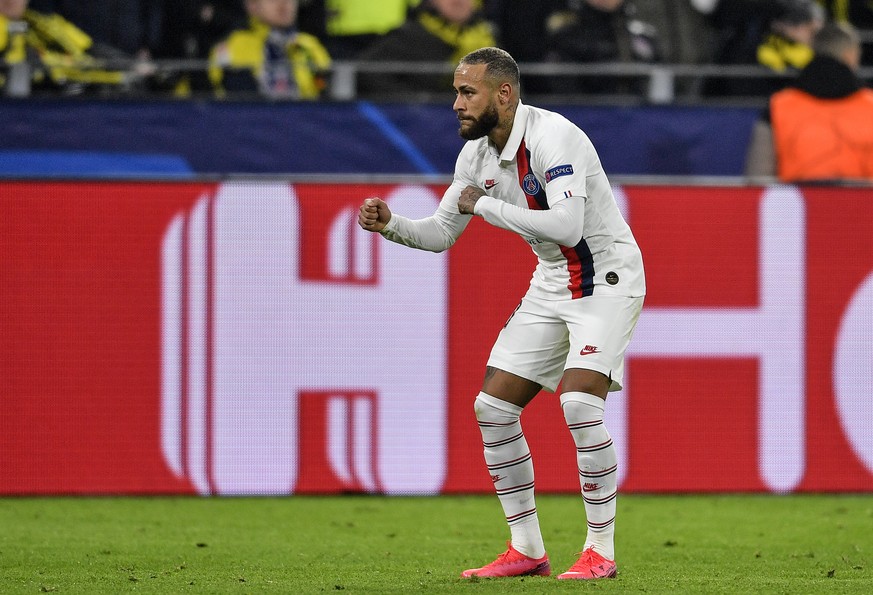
812, 22, 860, 60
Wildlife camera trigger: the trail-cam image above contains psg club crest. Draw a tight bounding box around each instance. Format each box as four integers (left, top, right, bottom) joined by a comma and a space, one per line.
523, 173, 541, 195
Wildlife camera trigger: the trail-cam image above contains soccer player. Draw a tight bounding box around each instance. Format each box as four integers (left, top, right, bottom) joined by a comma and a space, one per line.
357, 47, 645, 580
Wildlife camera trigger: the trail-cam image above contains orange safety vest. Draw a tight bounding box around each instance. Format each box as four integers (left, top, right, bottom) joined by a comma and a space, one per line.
770, 87, 873, 182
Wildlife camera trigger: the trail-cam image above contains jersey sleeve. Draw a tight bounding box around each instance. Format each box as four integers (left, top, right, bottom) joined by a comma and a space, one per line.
379, 189, 471, 253
473, 195, 584, 246
534, 121, 595, 209
378, 149, 475, 252
473, 118, 591, 247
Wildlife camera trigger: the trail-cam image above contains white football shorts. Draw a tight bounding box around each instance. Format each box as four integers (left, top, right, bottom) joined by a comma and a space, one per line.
486, 293, 644, 393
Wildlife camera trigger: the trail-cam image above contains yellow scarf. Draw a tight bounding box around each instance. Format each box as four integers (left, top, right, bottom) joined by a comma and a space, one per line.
417, 10, 496, 65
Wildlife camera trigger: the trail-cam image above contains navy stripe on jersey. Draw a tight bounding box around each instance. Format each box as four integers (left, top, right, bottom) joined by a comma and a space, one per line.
516, 140, 595, 299
563, 241, 595, 298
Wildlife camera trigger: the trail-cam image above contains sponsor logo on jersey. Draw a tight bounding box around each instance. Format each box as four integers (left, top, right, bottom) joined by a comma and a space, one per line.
580, 345, 601, 356
484, 179, 498, 190
522, 172, 541, 195
606, 271, 619, 285
545, 164, 574, 183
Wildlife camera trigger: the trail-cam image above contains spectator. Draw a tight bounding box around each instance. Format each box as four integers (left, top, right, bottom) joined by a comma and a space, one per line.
756, 0, 824, 72
628, 0, 717, 99
30, 1, 252, 96
149, 1, 249, 96
209, 0, 331, 100
155, 1, 248, 61
484, 0, 558, 64
0, 0, 129, 96
634, 0, 716, 65
484, 0, 561, 94
29, 0, 161, 59
543, 0, 661, 95
304, 0, 420, 59
816, 0, 873, 63
356, 0, 497, 99
744, 22, 873, 182
701, 0, 823, 96
699, 0, 781, 66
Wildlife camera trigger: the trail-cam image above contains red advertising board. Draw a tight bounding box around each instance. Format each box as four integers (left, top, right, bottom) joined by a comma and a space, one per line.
1, 181, 871, 495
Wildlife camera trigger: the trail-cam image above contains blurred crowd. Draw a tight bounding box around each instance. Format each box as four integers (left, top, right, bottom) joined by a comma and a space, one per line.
1, 0, 872, 100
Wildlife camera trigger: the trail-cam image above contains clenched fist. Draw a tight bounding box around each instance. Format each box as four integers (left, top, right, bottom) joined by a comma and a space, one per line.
358, 197, 391, 232
458, 185, 486, 215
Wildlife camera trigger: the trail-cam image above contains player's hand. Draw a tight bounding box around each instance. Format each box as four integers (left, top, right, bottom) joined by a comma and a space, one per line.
458, 185, 486, 215
358, 197, 391, 233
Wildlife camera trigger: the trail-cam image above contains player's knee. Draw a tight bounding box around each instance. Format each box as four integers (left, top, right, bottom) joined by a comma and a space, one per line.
560, 391, 605, 424
474, 391, 522, 422
561, 368, 610, 397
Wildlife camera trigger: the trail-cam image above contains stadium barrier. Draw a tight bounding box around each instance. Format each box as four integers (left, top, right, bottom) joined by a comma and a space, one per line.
0, 99, 760, 177
4, 57, 873, 104
1, 179, 872, 495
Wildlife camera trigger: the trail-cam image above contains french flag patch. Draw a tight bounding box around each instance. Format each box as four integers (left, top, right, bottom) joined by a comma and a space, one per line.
563, 190, 574, 198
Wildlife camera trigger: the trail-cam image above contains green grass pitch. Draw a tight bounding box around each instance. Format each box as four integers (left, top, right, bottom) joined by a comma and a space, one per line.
1, 494, 871, 593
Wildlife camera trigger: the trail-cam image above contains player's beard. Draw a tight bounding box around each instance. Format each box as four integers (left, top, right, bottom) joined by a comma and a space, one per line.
458, 102, 499, 140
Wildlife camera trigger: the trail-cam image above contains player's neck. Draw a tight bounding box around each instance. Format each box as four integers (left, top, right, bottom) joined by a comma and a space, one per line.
489, 105, 517, 153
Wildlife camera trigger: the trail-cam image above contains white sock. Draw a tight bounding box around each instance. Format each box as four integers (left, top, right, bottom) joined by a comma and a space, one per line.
474, 392, 546, 559
561, 391, 617, 561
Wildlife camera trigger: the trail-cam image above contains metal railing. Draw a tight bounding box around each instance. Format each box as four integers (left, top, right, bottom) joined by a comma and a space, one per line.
3, 57, 873, 105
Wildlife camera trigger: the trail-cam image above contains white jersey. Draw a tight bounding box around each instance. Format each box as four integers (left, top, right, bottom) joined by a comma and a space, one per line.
381, 102, 645, 300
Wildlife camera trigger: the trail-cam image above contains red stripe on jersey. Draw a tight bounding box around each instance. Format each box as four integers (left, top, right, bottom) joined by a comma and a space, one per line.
516, 139, 594, 298
561, 245, 584, 299
515, 140, 547, 210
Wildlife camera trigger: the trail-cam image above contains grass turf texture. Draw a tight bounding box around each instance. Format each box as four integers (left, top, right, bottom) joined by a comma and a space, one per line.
1, 495, 871, 593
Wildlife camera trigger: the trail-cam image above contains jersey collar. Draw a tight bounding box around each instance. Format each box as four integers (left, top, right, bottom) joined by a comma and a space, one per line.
498, 101, 529, 165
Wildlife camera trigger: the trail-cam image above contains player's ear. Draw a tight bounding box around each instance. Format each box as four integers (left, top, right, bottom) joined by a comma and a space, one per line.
498, 82, 512, 105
